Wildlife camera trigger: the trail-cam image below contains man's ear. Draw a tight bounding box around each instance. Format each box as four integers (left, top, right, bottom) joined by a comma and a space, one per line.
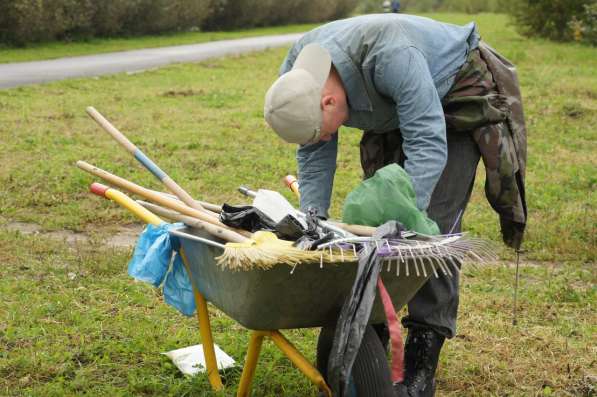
321, 94, 336, 110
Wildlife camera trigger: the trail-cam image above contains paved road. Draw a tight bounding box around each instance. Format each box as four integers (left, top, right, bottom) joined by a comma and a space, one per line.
0, 33, 303, 89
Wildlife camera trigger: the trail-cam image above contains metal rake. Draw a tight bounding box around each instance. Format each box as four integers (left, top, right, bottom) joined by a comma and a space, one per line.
313, 233, 498, 278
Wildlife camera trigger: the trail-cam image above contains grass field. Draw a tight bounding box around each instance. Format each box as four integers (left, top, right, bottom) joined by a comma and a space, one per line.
0, 13, 595, 396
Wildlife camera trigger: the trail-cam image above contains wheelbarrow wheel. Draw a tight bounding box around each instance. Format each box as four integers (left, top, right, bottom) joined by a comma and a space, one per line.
317, 324, 395, 396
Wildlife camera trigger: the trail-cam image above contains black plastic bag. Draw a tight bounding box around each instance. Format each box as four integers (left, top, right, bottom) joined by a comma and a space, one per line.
274, 214, 308, 241
326, 221, 404, 396
219, 204, 277, 232
326, 246, 383, 396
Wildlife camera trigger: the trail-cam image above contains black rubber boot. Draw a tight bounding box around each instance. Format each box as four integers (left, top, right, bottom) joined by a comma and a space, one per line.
393, 327, 445, 397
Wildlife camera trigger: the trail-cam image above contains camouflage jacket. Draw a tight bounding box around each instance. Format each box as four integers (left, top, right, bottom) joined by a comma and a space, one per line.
442, 42, 527, 249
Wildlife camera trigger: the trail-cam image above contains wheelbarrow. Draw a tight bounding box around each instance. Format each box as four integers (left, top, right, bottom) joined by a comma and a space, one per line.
91, 183, 430, 396
170, 226, 430, 396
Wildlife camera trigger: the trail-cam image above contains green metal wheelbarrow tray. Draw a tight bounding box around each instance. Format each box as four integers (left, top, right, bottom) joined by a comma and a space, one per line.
171, 227, 429, 330
169, 226, 430, 397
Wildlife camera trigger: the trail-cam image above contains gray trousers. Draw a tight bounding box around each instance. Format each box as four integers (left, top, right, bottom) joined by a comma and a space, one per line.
400, 131, 480, 338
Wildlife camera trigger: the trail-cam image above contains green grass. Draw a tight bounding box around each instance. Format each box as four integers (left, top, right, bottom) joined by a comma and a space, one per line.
0, 13, 595, 397
0, 24, 318, 64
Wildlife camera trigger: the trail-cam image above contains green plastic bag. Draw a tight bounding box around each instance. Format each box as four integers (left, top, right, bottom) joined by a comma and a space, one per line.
342, 164, 440, 235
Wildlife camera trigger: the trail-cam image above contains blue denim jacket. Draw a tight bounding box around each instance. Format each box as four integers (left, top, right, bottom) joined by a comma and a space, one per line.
279, 14, 479, 216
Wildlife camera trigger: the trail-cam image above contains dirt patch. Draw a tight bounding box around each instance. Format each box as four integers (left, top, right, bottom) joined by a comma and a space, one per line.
104, 224, 143, 248
161, 89, 204, 97
5, 221, 143, 248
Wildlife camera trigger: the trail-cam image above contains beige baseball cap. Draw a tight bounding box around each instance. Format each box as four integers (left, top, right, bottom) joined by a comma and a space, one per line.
264, 43, 332, 145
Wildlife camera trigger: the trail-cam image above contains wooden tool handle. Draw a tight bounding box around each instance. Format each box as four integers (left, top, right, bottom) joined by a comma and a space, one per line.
86, 107, 136, 153
77, 160, 251, 240
327, 221, 375, 236
86, 106, 205, 212
147, 189, 222, 213
283, 175, 300, 199
138, 201, 246, 243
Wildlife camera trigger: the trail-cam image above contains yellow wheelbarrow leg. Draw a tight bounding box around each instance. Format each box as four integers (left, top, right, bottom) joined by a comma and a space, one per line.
237, 330, 331, 397
237, 331, 267, 397
180, 248, 223, 391
269, 331, 332, 397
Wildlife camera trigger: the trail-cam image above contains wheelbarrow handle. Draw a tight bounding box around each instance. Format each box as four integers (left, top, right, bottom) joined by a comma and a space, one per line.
86, 106, 205, 213
90, 182, 163, 226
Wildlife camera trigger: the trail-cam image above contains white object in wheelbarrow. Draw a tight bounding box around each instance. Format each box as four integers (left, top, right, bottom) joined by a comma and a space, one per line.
239, 186, 350, 237
162, 344, 235, 376
252, 188, 306, 226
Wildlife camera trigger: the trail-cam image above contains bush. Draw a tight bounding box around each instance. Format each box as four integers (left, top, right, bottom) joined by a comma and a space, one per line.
0, 0, 215, 46
202, 0, 359, 30
569, 3, 597, 45
0, 0, 359, 45
440, 0, 506, 14
0, 0, 93, 44
506, 0, 592, 42
355, 0, 505, 14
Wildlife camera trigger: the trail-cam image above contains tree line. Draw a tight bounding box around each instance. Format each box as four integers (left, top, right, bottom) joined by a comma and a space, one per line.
0, 0, 593, 46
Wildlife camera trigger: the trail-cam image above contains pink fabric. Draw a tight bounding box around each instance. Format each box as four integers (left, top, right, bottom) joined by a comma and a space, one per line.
377, 277, 404, 383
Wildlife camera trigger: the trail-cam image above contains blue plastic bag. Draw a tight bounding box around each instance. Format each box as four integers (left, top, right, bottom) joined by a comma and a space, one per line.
128, 223, 196, 316
163, 254, 196, 316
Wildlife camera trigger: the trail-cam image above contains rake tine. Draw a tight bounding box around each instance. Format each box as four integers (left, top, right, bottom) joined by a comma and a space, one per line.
433, 253, 447, 275
397, 246, 405, 263
447, 243, 464, 264
414, 260, 420, 277
319, 252, 324, 268
468, 239, 496, 261
447, 256, 461, 273
407, 245, 414, 265
468, 249, 484, 263
416, 250, 426, 273
430, 260, 440, 278
387, 257, 392, 272
421, 259, 428, 278
434, 246, 452, 277
405, 259, 410, 277
396, 259, 401, 277
439, 257, 454, 277
415, 242, 423, 277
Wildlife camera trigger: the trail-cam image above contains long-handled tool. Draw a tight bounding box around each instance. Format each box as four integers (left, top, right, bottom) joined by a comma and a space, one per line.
88, 182, 225, 390
77, 160, 248, 240
86, 106, 212, 215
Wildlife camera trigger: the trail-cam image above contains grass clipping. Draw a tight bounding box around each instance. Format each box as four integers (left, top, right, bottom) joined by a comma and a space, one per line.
216, 231, 357, 270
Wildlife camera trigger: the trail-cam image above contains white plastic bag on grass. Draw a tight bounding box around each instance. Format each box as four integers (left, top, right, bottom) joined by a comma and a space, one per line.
162, 344, 235, 376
